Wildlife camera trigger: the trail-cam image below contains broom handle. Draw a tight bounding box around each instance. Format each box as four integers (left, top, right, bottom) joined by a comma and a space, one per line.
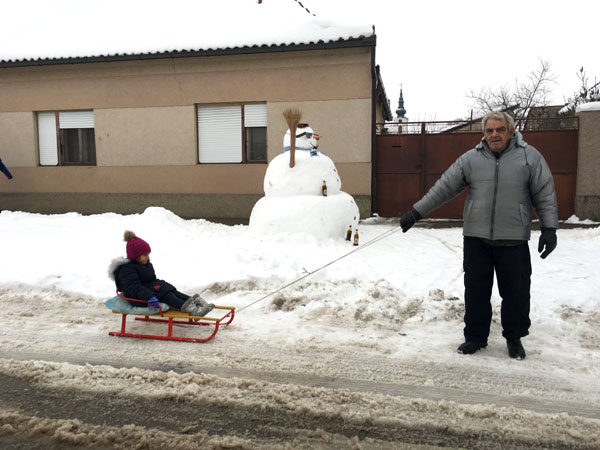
289, 129, 296, 168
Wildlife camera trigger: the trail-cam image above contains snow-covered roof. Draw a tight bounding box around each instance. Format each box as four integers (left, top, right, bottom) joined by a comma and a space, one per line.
576, 101, 600, 113
1, 0, 375, 66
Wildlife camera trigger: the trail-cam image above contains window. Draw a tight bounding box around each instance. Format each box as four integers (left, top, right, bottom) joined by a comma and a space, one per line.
37, 111, 96, 165
197, 104, 267, 163
244, 104, 267, 162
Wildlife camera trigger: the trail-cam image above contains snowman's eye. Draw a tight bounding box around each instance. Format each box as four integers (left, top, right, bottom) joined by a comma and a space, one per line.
296, 132, 313, 138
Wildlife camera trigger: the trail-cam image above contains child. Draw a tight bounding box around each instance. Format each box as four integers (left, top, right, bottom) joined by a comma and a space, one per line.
109, 230, 214, 316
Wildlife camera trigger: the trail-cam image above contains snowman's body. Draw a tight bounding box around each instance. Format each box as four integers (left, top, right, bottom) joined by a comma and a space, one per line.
249, 124, 359, 239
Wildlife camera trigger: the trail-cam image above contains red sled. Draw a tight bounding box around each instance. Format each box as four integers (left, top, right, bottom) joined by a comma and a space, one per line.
107, 292, 235, 343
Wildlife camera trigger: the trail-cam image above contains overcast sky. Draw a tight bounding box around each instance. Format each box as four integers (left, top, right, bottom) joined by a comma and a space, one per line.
305, 0, 600, 121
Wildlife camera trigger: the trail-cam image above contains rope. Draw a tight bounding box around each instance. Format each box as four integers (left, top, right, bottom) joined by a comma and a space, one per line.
236, 225, 402, 313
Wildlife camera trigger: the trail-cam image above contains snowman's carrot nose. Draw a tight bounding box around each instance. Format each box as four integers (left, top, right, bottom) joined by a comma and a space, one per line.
314, 135, 322, 140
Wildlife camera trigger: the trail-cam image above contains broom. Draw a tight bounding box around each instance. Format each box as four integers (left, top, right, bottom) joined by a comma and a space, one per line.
283, 108, 302, 168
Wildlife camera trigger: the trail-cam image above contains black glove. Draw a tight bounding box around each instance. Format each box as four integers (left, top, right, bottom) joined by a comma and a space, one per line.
538, 227, 557, 259
400, 209, 422, 233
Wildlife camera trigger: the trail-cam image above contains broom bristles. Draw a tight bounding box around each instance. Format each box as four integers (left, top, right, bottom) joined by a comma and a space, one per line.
283, 108, 302, 168
283, 108, 302, 128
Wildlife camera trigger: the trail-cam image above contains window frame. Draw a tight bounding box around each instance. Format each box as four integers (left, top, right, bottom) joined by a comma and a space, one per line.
243, 124, 267, 163
196, 103, 267, 165
241, 104, 267, 164
36, 110, 97, 166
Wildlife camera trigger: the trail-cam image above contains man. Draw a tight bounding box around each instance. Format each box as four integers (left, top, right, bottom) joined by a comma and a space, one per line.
400, 111, 558, 360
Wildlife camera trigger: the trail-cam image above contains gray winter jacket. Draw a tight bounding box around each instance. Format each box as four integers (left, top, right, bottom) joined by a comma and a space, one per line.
413, 131, 558, 241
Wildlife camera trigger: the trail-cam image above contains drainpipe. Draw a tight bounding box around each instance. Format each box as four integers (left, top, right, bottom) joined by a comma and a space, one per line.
370, 42, 377, 217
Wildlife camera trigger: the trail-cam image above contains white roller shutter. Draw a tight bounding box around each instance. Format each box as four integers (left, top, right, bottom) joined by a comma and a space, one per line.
244, 104, 267, 127
37, 112, 58, 166
198, 106, 242, 163
59, 110, 94, 129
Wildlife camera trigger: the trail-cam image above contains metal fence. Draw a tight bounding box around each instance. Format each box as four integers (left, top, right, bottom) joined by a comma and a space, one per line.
377, 116, 579, 135
374, 119, 579, 219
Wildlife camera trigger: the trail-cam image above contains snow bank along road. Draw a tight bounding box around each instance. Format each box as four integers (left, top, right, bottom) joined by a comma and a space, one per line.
0, 354, 598, 449
0, 290, 599, 449
1, 356, 599, 450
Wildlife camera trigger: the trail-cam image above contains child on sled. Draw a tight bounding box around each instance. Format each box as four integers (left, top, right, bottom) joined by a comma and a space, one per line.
109, 230, 214, 316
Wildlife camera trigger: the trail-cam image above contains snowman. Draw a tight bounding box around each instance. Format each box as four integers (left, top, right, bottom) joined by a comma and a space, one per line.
249, 111, 360, 240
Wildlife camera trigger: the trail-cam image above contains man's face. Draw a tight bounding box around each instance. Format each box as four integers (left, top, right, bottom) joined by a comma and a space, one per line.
484, 119, 513, 152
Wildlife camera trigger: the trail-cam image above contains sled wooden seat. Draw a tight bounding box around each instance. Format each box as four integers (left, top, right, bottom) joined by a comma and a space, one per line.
109, 305, 235, 343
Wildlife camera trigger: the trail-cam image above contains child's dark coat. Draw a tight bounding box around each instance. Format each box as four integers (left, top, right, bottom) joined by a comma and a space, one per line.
113, 260, 176, 303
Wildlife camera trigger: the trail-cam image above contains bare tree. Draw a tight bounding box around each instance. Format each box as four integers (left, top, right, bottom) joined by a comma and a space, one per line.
467, 59, 556, 120
561, 67, 600, 114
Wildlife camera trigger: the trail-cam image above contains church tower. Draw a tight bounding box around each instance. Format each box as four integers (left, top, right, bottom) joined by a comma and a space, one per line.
396, 87, 407, 121
396, 87, 408, 133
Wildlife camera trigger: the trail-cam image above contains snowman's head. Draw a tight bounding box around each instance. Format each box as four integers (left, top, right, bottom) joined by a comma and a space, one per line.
283, 124, 321, 151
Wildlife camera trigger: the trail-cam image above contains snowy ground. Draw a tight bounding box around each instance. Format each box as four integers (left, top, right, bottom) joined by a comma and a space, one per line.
0, 207, 599, 448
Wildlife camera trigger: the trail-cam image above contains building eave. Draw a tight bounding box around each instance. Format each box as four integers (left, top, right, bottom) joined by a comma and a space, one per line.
375, 65, 393, 121
0, 35, 376, 69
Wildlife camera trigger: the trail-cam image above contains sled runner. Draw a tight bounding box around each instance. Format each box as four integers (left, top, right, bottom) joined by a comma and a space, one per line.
106, 292, 235, 343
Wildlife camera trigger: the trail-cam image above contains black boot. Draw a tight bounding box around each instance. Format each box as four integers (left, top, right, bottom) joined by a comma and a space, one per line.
457, 341, 487, 355
506, 338, 526, 359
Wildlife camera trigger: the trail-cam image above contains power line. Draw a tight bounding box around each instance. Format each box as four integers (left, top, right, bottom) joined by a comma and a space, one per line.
289, 0, 316, 16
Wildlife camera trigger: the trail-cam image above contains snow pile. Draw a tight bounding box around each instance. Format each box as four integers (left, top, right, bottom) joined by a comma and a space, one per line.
0, 408, 250, 449
564, 214, 599, 225
0, 207, 598, 369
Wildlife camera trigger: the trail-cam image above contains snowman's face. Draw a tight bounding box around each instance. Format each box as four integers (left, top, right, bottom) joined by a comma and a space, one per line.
284, 126, 321, 150
296, 127, 320, 149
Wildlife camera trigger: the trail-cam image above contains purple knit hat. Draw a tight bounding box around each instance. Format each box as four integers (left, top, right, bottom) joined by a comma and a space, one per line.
124, 230, 151, 260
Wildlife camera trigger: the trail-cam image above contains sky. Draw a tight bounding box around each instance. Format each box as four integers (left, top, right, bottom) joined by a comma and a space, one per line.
304, 0, 600, 120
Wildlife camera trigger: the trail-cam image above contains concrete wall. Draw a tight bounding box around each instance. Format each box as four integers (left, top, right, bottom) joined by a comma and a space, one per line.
0, 112, 37, 166
95, 106, 198, 166
575, 109, 600, 221
0, 46, 374, 219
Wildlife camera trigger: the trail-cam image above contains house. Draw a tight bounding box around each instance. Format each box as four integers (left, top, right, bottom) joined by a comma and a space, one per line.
0, 0, 391, 221
439, 105, 579, 134
439, 106, 519, 134
523, 105, 578, 131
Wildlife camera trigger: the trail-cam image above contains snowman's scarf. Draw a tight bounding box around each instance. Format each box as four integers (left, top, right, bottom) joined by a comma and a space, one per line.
283, 146, 320, 156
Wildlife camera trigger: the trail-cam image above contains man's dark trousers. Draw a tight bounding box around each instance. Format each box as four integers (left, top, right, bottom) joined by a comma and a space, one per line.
463, 236, 532, 345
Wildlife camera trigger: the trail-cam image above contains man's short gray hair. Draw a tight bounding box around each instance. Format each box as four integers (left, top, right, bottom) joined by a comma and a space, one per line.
482, 111, 515, 134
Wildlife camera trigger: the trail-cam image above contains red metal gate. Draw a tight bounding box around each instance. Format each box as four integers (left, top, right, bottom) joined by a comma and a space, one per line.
375, 124, 578, 219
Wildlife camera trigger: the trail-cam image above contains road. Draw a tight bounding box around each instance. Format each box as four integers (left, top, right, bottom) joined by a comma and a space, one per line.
1, 340, 599, 449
